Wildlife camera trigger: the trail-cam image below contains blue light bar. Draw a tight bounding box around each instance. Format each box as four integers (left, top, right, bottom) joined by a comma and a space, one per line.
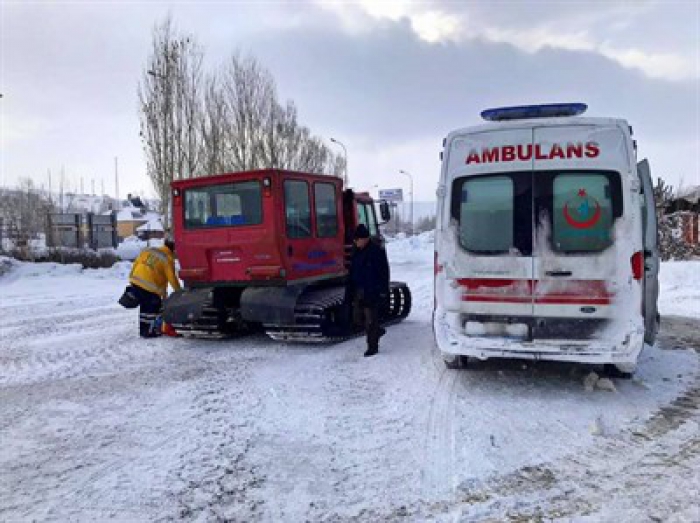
481, 103, 588, 121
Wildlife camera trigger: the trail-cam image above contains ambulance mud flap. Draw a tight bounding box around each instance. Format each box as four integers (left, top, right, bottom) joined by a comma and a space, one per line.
240, 285, 306, 325
162, 287, 213, 325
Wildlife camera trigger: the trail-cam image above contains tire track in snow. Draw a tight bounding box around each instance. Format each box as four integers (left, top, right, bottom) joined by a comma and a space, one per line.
164, 353, 268, 521
0, 318, 147, 386
445, 363, 700, 520
422, 366, 459, 501
325, 370, 700, 523
329, 317, 700, 521
0, 289, 153, 386
1, 301, 117, 330
0, 358, 210, 521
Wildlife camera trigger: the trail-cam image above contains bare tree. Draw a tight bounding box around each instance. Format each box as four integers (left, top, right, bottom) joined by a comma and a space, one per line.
219, 53, 276, 171
0, 178, 55, 252
140, 18, 345, 223
217, 53, 343, 176
201, 72, 230, 175
138, 17, 204, 226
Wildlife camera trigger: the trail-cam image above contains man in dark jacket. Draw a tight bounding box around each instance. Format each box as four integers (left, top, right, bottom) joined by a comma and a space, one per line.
347, 224, 390, 357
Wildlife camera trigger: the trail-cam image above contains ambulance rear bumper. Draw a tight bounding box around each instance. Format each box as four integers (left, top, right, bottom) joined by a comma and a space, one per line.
433, 310, 644, 366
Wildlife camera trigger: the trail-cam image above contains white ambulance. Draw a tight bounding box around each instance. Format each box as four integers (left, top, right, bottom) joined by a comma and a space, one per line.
433, 103, 659, 375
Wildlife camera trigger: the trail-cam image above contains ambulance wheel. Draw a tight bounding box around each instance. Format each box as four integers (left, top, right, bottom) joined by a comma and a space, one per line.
604, 363, 635, 379
444, 355, 469, 370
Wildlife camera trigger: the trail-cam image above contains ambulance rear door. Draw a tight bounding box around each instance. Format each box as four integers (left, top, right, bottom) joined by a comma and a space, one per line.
637, 158, 660, 343
449, 128, 535, 325
531, 124, 628, 341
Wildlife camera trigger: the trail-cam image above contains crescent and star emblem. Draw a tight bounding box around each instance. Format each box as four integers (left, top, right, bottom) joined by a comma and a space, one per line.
563, 188, 602, 229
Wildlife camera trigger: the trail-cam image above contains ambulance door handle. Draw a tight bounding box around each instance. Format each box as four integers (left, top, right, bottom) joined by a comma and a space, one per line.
546, 270, 572, 277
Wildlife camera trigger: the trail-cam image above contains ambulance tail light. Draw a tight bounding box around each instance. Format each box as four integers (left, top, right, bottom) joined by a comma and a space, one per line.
631, 251, 644, 281
434, 252, 443, 275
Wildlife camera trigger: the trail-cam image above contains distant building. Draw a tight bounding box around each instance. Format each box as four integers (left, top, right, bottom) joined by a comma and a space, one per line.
136, 218, 165, 241
666, 186, 699, 245
108, 205, 163, 241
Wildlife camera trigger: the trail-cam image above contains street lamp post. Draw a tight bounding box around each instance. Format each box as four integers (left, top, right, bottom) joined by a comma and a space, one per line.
399, 169, 414, 236
330, 137, 348, 187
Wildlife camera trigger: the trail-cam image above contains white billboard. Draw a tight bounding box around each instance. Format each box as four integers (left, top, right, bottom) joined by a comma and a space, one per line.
379, 188, 403, 202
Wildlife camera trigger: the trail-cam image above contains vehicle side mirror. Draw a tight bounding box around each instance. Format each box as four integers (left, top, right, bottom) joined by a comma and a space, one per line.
379, 200, 391, 223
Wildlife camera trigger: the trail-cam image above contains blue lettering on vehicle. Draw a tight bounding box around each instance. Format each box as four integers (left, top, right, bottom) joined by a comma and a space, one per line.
292, 260, 339, 271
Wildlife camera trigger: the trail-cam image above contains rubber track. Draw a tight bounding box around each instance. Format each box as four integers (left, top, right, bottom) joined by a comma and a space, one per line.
265, 282, 411, 343
170, 302, 229, 339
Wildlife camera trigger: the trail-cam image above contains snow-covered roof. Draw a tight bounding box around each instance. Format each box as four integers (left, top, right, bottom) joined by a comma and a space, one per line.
136, 219, 164, 232
676, 185, 699, 203
107, 206, 162, 223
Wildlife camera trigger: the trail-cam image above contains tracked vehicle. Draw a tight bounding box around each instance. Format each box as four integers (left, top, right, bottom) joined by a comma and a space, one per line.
163, 169, 411, 341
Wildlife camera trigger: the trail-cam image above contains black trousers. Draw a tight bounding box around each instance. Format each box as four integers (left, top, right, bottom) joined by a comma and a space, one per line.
132, 285, 163, 338
353, 293, 381, 350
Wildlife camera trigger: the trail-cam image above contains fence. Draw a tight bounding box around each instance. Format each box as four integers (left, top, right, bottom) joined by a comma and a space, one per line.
48, 212, 118, 250
87, 213, 118, 249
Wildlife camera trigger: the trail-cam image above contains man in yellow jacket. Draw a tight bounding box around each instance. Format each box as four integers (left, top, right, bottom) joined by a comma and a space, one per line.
128, 239, 181, 337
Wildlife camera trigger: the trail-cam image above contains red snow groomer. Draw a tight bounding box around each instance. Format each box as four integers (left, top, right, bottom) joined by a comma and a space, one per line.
162, 169, 411, 341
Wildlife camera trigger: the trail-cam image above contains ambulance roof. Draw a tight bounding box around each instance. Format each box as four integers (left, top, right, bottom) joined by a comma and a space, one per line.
447, 116, 630, 139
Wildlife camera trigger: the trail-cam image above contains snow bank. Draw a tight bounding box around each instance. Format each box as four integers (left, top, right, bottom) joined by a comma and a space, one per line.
386, 230, 434, 263
115, 236, 146, 261
0, 256, 20, 277
84, 261, 133, 280
658, 261, 700, 319
1, 260, 83, 281
115, 236, 165, 261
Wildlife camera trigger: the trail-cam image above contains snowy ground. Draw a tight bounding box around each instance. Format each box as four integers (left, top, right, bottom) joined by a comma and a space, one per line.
0, 236, 698, 522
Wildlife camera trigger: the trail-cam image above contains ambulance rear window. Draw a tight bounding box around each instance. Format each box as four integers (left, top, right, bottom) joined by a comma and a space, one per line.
452, 173, 533, 255
451, 170, 620, 255
534, 170, 622, 253
551, 174, 615, 252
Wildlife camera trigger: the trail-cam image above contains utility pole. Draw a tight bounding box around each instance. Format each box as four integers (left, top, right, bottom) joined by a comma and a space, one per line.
330, 137, 348, 187
399, 170, 414, 236
60, 166, 65, 212
114, 156, 120, 210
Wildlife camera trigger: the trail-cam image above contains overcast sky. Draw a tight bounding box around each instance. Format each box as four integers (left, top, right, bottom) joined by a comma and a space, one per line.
1, 0, 698, 201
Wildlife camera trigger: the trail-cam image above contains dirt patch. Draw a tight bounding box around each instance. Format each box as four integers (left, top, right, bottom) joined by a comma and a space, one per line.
657, 315, 700, 351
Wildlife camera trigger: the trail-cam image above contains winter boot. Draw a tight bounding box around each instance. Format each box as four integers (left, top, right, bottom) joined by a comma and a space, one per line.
364, 347, 379, 357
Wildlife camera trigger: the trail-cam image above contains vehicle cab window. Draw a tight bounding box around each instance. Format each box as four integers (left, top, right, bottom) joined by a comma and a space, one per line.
358, 202, 378, 236
314, 182, 338, 238
284, 180, 312, 238
184, 181, 262, 228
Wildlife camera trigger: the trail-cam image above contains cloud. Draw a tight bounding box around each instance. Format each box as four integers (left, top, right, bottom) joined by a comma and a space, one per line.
247, 17, 698, 195
599, 44, 693, 82
315, 1, 698, 81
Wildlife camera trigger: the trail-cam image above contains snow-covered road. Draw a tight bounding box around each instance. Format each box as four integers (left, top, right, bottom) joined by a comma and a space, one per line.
1, 238, 698, 521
